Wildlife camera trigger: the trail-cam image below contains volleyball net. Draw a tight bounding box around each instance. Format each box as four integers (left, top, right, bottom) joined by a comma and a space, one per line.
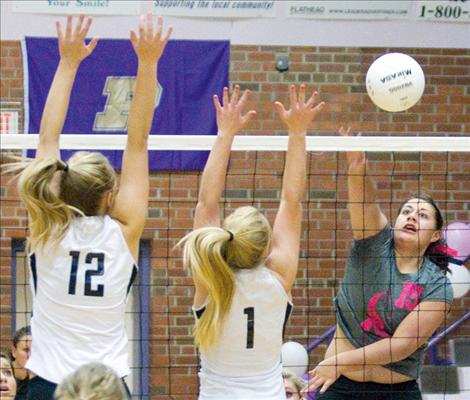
1, 134, 469, 399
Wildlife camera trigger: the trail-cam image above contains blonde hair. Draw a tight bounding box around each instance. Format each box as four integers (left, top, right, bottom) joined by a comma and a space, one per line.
10, 152, 115, 250
0, 351, 13, 366
0, 350, 17, 398
54, 363, 127, 400
179, 206, 271, 351
282, 368, 307, 393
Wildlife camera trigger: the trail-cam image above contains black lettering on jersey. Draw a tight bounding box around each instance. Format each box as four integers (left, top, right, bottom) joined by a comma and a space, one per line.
244, 307, 255, 349
68, 251, 105, 297
84, 253, 105, 297
68, 251, 80, 295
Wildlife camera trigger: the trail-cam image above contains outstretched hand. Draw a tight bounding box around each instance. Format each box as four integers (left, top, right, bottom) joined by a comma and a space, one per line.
213, 85, 256, 137
303, 356, 342, 395
130, 13, 172, 63
275, 84, 324, 135
56, 15, 98, 66
339, 126, 366, 169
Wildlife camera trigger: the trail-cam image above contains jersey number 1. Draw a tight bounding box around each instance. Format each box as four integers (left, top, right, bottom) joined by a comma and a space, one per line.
244, 307, 255, 349
68, 251, 105, 297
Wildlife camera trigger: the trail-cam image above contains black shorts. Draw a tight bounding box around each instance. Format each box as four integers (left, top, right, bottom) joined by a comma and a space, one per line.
316, 375, 421, 400
27, 375, 132, 400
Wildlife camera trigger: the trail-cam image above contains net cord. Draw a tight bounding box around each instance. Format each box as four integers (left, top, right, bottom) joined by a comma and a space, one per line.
2, 134, 469, 152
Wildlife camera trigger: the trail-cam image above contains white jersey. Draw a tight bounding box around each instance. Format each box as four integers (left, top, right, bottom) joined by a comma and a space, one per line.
195, 265, 293, 400
26, 216, 137, 383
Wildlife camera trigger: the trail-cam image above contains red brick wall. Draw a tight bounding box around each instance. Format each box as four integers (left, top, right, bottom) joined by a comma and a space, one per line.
1, 41, 469, 399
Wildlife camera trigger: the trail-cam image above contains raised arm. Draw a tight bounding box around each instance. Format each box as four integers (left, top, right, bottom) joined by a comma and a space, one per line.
193, 85, 256, 229
267, 85, 324, 292
36, 15, 98, 160
340, 127, 387, 240
111, 14, 172, 256
307, 300, 449, 394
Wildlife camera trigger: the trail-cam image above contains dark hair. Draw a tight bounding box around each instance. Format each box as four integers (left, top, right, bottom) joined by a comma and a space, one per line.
12, 325, 31, 348
397, 193, 450, 273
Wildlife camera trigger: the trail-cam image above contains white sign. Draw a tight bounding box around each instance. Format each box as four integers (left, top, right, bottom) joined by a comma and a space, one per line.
0, 111, 19, 135
287, 1, 410, 20
12, 1, 141, 15
152, 0, 276, 18
416, 1, 470, 23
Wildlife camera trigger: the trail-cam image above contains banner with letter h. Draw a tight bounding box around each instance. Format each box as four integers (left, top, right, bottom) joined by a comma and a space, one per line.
24, 37, 229, 170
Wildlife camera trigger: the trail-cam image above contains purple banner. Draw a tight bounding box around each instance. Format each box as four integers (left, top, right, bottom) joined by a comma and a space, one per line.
25, 37, 230, 170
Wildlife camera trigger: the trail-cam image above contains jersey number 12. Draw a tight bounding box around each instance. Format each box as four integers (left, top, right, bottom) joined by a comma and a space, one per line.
68, 251, 105, 297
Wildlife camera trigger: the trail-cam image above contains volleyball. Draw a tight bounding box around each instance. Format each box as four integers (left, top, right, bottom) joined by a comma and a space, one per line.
281, 341, 309, 376
447, 263, 470, 298
366, 53, 425, 112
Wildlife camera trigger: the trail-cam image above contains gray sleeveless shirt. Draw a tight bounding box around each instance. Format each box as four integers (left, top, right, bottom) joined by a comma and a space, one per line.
335, 225, 453, 379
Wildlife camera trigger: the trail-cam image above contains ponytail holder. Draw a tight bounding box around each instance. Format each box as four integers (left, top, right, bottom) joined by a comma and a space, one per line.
434, 245, 458, 257
57, 160, 69, 172
226, 230, 234, 242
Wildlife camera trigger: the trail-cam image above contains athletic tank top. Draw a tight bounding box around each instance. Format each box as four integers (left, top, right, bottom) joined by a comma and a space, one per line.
26, 216, 137, 383
195, 265, 292, 399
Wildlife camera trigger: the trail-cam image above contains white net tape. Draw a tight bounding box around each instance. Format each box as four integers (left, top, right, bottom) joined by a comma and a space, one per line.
2, 134, 470, 152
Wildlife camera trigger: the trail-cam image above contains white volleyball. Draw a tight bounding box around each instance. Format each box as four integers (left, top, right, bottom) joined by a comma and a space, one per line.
366, 53, 425, 112
448, 263, 470, 299
281, 341, 309, 376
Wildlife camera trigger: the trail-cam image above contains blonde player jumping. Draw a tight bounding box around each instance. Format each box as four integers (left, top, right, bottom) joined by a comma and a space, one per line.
179, 84, 324, 399
7, 14, 171, 400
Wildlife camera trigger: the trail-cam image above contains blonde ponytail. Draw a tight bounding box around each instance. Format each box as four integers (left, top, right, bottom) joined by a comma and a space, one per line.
3, 151, 116, 251
180, 227, 235, 351
18, 158, 78, 251
179, 206, 271, 351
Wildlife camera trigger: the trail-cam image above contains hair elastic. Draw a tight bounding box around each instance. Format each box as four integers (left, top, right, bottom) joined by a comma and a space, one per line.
226, 230, 234, 241
58, 160, 69, 172
434, 245, 458, 257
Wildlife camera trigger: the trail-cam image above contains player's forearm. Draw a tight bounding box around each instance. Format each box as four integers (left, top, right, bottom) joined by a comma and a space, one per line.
127, 62, 158, 148
198, 135, 233, 205
39, 60, 79, 142
347, 163, 378, 207
282, 133, 306, 204
336, 337, 415, 373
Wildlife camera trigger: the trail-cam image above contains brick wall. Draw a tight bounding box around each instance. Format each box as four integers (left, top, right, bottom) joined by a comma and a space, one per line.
1, 41, 469, 399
